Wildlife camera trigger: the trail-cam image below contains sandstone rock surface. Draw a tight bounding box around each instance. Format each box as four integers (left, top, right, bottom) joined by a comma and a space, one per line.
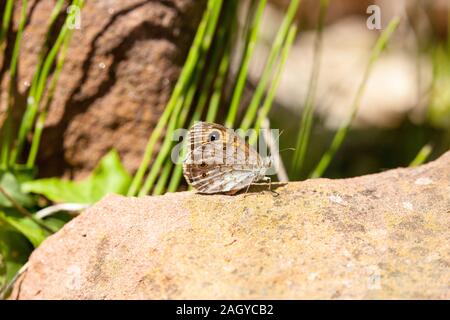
11, 151, 450, 299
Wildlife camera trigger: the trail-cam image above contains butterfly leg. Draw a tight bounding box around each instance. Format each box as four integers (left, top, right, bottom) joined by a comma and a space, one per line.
262, 176, 279, 197
242, 180, 254, 197
242, 175, 263, 198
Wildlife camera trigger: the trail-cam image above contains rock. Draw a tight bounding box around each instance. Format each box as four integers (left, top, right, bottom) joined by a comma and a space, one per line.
12, 0, 206, 178
11, 151, 450, 299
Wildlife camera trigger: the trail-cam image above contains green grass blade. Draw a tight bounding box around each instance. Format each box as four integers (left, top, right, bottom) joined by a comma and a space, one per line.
0, 0, 14, 46
127, 0, 223, 196
409, 143, 433, 167
206, 1, 236, 123
138, 99, 184, 196
224, 0, 267, 128
28, 0, 65, 100
141, 44, 207, 196
166, 3, 236, 194
143, 37, 206, 196
448, 8, 450, 52
240, 0, 301, 131
151, 68, 202, 196
138, 0, 223, 196
152, 161, 173, 195
166, 32, 232, 194
11, 30, 67, 164
27, 21, 75, 167
10, 0, 83, 165
0, 0, 28, 167
249, 24, 297, 145
192, 51, 221, 120
166, 153, 185, 193
310, 17, 401, 178
165, 49, 226, 193
291, 0, 329, 176
206, 34, 232, 122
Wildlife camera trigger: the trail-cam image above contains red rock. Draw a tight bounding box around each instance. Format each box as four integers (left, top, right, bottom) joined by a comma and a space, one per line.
10, 151, 450, 299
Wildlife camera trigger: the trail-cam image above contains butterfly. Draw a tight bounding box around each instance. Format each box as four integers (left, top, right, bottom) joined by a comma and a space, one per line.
182, 122, 272, 195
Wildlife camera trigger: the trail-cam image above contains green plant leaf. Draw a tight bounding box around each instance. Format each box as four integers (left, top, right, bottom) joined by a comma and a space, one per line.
42, 214, 72, 232
0, 209, 48, 247
0, 229, 31, 286
12, 165, 37, 183
428, 45, 450, 129
22, 149, 131, 204
0, 172, 34, 208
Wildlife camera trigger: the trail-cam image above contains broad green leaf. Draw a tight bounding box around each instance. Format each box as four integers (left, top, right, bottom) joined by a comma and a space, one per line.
87, 149, 132, 200
43, 214, 72, 232
0, 165, 37, 183
24, 176, 90, 203
0, 172, 34, 208
428, 45, 450, 129
22, 149, 131, 204
0, 230, 31, 285
0, 209, 49, 247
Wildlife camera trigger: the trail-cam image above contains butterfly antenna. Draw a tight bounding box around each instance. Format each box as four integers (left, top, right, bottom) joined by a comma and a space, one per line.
279, 147, 296, 153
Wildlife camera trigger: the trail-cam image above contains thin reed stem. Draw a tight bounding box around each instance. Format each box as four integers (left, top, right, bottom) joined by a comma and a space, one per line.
249, 24, 297, 145
240, 0, 301, 131
27, 22, 75, 167
10, 0, 83, 165
409, 143, 432, 167
153, 161, 173, 195
311, 17, 401, 178
128, 0, 223, 196
0, 0, 14, 47
292, 0, 329, 177
225, 0, 267, 128
166, 5, 235, 194
1, 0, 28, 167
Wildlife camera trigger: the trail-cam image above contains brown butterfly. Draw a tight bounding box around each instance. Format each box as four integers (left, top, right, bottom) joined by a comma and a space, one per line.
182, 122, 272, 194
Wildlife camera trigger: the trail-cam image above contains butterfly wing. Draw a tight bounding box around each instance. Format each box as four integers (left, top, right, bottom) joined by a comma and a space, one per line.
183, 122, 263, 194
183, 164, 258, 193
